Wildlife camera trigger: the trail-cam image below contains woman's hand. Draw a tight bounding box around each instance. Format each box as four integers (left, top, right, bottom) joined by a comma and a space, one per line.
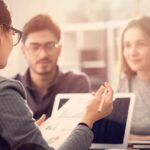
81, 82, 113, 128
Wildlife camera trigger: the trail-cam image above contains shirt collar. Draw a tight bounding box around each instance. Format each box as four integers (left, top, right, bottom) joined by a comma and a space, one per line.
22, 69, 34, 90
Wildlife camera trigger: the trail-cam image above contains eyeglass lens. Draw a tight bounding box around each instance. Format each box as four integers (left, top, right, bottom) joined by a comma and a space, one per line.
27, 42, 59, 55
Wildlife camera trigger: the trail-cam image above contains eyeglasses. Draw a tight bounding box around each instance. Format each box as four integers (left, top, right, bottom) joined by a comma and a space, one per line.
25, 42, 60, 56
2, 23, 22, 46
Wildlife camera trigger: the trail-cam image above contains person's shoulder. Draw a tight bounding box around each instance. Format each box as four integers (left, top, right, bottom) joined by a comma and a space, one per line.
13, 73, 23, 81
63, 70, 88, 79
59, 70, 91, 92
0, 76, 26, 96
0, 76, 20, 85
62, 70, 90, 84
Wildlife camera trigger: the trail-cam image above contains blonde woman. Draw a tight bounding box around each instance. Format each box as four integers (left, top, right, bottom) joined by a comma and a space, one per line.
117, 16, 150, 141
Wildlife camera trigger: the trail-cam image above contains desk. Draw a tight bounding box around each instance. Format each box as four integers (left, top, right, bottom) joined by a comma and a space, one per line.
91, 146, 150, 150
128, 141, 150, 150
90, 142, 150, 150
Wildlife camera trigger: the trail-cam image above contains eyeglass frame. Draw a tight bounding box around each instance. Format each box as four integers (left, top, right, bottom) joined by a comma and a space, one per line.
2, 23, 22, 46
24, 41, 61, 56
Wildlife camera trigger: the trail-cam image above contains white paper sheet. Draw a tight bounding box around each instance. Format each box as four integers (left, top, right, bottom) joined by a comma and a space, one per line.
40, 94, 93, 149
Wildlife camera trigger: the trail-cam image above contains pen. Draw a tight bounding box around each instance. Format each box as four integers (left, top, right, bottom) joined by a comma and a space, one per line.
98, 88, 107, 112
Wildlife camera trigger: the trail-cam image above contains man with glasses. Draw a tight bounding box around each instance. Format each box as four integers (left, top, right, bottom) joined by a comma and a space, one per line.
14, 14, 91, 120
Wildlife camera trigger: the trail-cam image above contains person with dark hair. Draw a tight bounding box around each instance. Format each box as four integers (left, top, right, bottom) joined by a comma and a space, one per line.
14, 14, 91, 120
117, 16, 150, 141
0, 1, 113, 149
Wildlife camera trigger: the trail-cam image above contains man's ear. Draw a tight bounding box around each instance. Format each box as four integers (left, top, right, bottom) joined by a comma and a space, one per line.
0, 34, 4, 48
0, 30, 3, 46
0, 28, 5, 48
0, 36, 1, 46
58, 44, 62, 56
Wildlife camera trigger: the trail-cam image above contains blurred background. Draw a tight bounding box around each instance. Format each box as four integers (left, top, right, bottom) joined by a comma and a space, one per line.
2, 0, 150, 91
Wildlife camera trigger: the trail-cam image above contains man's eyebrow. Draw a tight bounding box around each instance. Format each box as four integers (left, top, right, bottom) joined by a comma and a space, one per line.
29, 42, 41, 45
29, 41, 56, 45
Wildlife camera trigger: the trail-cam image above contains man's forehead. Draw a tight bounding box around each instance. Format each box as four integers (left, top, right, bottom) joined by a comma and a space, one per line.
25, 34, 58, 46
25, 40, 56, 46
26, 30, 57, 41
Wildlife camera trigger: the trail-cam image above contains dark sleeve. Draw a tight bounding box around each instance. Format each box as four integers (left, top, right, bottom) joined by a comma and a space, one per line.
58, 125, 93, 150
0, 79, 53, 150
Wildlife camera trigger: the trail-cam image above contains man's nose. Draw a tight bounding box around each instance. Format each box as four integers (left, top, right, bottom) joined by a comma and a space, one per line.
38, 46, 48, 57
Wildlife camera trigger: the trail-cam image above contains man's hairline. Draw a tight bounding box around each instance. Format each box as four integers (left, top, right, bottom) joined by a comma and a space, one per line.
22, 29, 60, 45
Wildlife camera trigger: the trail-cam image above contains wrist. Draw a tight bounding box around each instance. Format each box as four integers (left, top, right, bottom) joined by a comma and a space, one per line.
78, 122, 90, 129
81, 117, 94, 128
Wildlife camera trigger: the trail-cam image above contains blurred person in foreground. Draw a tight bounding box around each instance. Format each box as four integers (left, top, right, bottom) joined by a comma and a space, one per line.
0, 0, 113, 149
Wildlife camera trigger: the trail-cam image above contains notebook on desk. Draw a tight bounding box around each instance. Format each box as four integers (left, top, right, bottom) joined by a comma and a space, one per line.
51, 93, 135, 149
128, 140, 150, 149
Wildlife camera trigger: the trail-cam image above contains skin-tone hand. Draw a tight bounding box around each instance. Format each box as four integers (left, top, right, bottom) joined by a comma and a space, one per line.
81, 82, 113, 128
35, 114, 46, 126
129, 134, 150, 141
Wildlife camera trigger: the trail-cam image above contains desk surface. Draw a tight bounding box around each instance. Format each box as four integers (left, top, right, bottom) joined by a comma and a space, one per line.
91, 146, 150, 150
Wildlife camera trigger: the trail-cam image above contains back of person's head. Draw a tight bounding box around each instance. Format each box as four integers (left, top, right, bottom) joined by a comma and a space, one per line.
119, 16, 150, 78
0, 0, 11, 32
22, 14, 61, 44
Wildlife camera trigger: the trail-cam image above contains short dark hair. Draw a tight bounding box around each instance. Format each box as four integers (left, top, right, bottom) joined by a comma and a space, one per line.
0, 0, 11, 28
22, 14, 61, 43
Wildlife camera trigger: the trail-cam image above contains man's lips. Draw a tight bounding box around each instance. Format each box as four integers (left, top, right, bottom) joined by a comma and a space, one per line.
36, 59, 51, 64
